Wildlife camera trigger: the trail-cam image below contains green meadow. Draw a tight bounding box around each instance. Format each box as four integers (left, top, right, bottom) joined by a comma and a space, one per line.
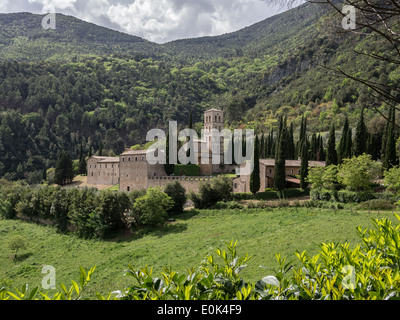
0, 207, 398, 298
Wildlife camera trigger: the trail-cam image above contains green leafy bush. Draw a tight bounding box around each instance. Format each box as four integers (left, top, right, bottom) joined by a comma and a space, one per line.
232, 193, 254, 201
132, 187, 173, 227
190, 177, 233, 209
255, 190, 278, 200
164, 181, 187, 215
357, 199, 394, 211
310, 189, 337, 201
337, 190, 375, 203
213, 201, 244, 210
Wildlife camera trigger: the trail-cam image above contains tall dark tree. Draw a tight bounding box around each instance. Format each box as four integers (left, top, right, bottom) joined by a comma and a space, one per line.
250, 135, 261, 195
367, 132, 380, 160
54, 151, 74, 186
383, 106, 398, 169
300, 139, 309, 190
260, 133, 265, 159
78, 141, 87, 175
326, 124, 338, 166
317, 135, 326, 161
286, 122, 295, 160
338, 117, 352, 163
353, 108, 367, 157
296, 116, 307, 158
274, 120, 286, 198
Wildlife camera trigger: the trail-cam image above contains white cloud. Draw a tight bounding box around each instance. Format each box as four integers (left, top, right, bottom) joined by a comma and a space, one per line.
0, 0, 283, 43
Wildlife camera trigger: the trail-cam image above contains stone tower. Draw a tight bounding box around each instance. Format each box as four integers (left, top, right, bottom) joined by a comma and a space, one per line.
204, 109, 224, 154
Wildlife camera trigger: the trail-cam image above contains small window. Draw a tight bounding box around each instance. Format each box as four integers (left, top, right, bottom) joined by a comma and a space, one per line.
142, 156, 145, 161
135, 157, 138, 161
128, 157, 131, 162
91, 172, 93, 176
234, 183, 237, 189
127, 186, 130, 192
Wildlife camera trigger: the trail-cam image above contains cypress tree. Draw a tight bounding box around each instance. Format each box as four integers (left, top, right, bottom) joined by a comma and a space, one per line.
275, 115, 284, 157
345, 127, 352, 160
250, 135, 261, 194
274, 123, 286, 198
296, 116, 307, 158
260, 133, 265, 159
267, 128, 274, 157
326, 124, 338, 166
78, 141, 87, 175
338, 117, 351, 163
287, 122, 295, 160
367, 132, 379, 160
353, 108, 367, 157
55, 152, 74, 186
317, 134, 326, 161
384, 106, 398, 169
300, 139, 309, 190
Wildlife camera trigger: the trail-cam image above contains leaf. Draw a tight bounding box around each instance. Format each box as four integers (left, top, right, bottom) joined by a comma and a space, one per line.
28, 287, 39, 300
71, 280, 79, 295
60, 283, 67, 294
262, 276, 280, 287
7, 291, 22, 300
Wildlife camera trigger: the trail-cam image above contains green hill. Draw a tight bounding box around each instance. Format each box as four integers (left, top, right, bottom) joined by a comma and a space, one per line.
0, 3, 392, 180
0, 12, 161, 61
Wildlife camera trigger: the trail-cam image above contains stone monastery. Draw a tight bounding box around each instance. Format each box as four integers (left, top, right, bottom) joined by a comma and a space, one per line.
87, 109, 325, 193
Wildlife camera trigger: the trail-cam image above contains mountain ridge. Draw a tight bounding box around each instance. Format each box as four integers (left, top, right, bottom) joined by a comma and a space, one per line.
0, 2, 323, 61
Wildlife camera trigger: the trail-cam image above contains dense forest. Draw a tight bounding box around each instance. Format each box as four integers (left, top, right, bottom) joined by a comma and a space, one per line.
0, 2, 397, 182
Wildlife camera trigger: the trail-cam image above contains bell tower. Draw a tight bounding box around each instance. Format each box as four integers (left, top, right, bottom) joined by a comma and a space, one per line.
204, 109, 224, 159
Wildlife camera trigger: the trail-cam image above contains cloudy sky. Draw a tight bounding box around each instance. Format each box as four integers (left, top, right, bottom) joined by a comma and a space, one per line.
0, 0, 287, 43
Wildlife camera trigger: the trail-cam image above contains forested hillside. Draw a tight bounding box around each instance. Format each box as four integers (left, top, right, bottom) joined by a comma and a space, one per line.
0, 2, 394, 182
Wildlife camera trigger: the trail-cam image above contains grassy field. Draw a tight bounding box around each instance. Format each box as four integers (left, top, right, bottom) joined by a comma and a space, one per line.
0, 206, 398, 298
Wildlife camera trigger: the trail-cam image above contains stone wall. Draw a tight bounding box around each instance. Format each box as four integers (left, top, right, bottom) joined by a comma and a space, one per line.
147, 176, 216, 193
